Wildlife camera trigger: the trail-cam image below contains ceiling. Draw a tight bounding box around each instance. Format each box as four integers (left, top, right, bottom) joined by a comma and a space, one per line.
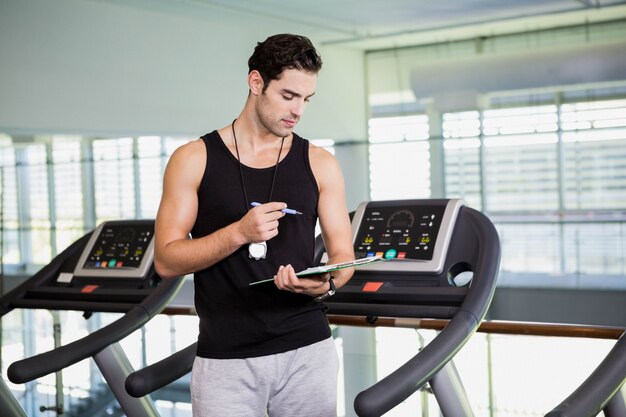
95, 0, 626, 50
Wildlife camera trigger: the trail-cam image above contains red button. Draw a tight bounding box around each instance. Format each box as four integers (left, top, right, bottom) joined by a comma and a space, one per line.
362, 282, 384, 292
81, 285, 99, 293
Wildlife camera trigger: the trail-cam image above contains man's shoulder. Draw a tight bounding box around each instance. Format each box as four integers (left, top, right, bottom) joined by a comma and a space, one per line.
173, 137, 206, 156
166, 137, 211, 174
307, 140, 341, 190
307, 140, 335, 164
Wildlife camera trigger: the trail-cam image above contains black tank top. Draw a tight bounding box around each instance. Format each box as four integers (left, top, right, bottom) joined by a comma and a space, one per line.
191, 130, 331, 359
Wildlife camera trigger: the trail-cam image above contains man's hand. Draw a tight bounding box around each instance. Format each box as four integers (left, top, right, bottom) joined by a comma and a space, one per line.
234, 202, 287, 245
274, 264, 331, 297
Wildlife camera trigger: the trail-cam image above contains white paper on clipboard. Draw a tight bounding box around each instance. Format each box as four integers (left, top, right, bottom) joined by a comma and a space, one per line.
249, 256, 384, 286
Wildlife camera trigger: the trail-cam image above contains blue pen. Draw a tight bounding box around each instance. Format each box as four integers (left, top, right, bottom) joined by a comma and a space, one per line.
251, 202, 302, 215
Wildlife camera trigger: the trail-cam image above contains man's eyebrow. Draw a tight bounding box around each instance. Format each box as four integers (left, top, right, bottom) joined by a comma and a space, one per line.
282, 89, 316, 99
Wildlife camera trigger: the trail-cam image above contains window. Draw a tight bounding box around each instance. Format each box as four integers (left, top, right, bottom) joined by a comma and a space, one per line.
23, 144, 51, 264
496, 222, 562, 274
482, 105, 559, 212
51, 138, 85, 253
563, 221, 625, 276
0, 134, 192, 269
367, 96, 626, 287
137, 136, 164, 219
92, 137, 136, 222
443, 111, 482, 209
0, 140, 19, 264
561, 99, 626, 210
368, 115, 431, 200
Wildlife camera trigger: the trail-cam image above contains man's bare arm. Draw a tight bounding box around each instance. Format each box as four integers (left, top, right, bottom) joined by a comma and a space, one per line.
274, 145, 354, 296
154, 140, 286, 279
313, 147, 355, 290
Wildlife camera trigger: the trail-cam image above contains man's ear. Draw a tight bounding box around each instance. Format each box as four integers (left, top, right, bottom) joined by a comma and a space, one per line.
248, 70, 264, 95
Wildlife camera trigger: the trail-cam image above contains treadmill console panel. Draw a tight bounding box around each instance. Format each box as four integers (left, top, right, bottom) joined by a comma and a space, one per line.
73, 221, 155, 279
351, 199, 464, 274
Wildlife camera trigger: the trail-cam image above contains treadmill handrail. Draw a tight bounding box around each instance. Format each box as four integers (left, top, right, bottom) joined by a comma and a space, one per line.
124, 206, 502, 416
0, 233, 91, 316
545, 332, 626, 417
126, 342, 197, 398
354, 207, 501, 417
7, 276, 184, 384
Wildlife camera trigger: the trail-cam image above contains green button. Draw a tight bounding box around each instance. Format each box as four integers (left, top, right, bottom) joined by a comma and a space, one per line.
384, 249, 397, 259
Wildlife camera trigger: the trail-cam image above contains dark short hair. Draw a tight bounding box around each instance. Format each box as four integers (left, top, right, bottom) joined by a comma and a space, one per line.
248, 33, 323, 91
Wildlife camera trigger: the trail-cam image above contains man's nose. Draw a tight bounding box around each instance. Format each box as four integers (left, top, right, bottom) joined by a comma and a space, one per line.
291, 100, 307, 118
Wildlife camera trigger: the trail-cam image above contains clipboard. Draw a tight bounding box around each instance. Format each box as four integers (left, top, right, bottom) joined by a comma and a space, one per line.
249, 256, 384, 286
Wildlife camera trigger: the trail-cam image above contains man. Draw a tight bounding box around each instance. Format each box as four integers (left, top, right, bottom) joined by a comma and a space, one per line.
154, 33, 355, 417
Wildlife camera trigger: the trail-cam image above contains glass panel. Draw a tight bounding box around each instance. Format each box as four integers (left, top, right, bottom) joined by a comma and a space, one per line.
482, 333, 614, 415
368, 115, 429, 143
137, 136, 164, 218
563, 135, 626, 210
496, 223, 562, 274
52, 137, 85, 253
92, 137, 136, 222
563, 222, 626, 276
370, 327, 616, 416
1, 310, 93, 414
482, 106, 559, 211
0, 145, 19, 264
443, 111, 482, 209
0, 134, 193, 269
443, 111, 481, 138
483, 105, 558, 136
375, 327, 441, 415
369, 141, 431, 200
561, 98, 626, 130
368, 115, 431, 200
484, 138, 559, 211
561, 99, 626, 211
25, 145, 52, 264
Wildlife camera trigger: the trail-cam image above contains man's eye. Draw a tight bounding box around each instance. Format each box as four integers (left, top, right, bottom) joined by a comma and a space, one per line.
283, 95, 294, 100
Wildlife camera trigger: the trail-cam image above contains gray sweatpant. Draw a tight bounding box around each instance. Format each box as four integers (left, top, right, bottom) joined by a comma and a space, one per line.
191, 337, 339, 417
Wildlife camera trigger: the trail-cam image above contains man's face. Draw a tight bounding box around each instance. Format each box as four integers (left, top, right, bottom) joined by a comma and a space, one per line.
255, 68, 317, 138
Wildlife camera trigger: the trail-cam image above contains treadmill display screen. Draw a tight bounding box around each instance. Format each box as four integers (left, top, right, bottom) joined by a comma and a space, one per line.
83, 224, 153, 270
354, 205, 446, 261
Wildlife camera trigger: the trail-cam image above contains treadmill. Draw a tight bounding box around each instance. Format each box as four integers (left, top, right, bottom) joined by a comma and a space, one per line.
124, 198, 501, 416
324, 198, 500, 416
124, 199, 625, 416
0, 220, 184, 417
